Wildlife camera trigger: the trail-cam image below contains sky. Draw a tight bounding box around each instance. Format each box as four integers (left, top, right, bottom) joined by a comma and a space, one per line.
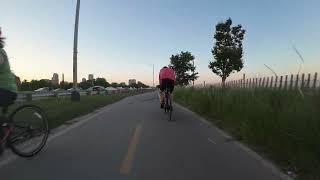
1, 0, 320, 85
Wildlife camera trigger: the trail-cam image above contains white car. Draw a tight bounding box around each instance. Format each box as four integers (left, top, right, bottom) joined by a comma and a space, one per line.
34, 87, 50, 93
67, 87, 82, 92
53, 88, 64, 92
87, 86, 105, 92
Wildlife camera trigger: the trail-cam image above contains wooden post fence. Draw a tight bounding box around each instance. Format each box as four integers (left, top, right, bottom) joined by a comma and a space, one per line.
279, 76, 283, 89
306, 73, 311, 89
258, 78, 262, 87
289, 74, 293, 90
266, 77, 270, 88
295, 74, 299, 89
313, 72, 318, 89
284, 75, 288, 90
270, 76, 274, 88
301, 73, 305, 89
275, 76, 278, 89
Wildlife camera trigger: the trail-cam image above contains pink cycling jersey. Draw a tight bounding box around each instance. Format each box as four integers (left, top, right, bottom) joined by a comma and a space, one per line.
159, 68, 176, 81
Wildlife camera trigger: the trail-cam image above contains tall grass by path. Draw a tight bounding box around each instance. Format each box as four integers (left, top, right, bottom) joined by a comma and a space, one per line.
174, 87, 320, 180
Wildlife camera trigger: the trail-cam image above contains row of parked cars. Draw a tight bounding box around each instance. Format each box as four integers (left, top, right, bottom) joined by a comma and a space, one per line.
33, 86, 139, 93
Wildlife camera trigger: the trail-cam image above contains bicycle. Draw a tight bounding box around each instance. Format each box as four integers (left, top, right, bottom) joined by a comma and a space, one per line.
163, 88, 173, 121
0, 104, 49, 157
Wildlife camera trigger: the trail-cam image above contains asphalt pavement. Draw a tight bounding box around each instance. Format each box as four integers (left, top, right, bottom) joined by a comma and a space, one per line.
0, 92, 289, 180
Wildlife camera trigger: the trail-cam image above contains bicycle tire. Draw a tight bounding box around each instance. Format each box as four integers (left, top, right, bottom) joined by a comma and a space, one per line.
168, 96, 173, 121
8, 105, 49, 157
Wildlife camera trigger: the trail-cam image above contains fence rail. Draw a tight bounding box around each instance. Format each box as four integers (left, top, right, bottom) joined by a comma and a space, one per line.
216, 72, 320, 90
17, 88, 154, 102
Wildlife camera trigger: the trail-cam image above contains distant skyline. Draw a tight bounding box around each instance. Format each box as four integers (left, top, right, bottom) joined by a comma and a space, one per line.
1, 0, 320, 85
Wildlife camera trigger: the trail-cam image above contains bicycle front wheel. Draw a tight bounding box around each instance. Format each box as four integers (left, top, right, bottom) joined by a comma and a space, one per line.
8, 105, 49, 157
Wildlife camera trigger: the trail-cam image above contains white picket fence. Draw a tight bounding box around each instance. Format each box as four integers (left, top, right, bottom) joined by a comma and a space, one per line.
217, 72, 319, 90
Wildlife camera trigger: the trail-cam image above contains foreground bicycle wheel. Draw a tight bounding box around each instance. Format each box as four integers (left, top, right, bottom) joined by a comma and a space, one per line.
8, 105, 49, 157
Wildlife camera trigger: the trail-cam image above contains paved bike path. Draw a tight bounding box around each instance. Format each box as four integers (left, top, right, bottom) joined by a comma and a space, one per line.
0, 92, 288, 180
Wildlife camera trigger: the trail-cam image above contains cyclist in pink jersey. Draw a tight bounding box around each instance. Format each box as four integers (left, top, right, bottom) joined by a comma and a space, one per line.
159, 66, 176, 108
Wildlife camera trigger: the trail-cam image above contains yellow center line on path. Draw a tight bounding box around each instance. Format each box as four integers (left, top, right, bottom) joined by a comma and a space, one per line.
120, 124, 143, 175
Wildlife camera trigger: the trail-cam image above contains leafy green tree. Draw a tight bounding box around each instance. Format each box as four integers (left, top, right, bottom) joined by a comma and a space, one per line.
95, 78, 110, 87
209, 18, 246, 86
78, 81, 91, 90
111, 82, 119, 87
119, 82, 127, 88
20, 80, 32, 91
137, 81, 149, 88
170, 51, 198, 86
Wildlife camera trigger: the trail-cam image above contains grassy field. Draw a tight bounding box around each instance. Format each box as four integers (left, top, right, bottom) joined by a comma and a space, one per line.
8, 92, 142, 129
174, 87, 320, 180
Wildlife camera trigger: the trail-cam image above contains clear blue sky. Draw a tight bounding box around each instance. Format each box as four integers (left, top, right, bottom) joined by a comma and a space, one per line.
1, 0, 320, 85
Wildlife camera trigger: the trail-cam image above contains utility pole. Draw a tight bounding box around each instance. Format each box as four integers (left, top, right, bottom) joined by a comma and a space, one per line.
71, 0, 80, 101
192, 59, 195, 86
153, 64, 154, 87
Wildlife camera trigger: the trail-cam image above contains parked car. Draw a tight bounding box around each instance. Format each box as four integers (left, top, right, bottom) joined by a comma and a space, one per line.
34, 87, 50, 93
67, 87, 82, 92
53, 88, 64, 92
87, 86, 105, 92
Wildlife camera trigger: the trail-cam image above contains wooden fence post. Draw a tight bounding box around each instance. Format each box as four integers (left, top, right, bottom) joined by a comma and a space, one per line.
274, 76, 278, 89
295, 74, 299, 89
258, 78, 262, 87
306, 73, 311, 89
284, 75, 288, 90
246, 79, 248, 88
301, 73, 305, 89
262, 77, 265, 88
313, 72, 318, 89
289, 74, 293, 90
249, 78, 251, 89
270, 76, 274, 88
243, 74, 246, 88
266, 77, 269, 88
279, 76, 283, 90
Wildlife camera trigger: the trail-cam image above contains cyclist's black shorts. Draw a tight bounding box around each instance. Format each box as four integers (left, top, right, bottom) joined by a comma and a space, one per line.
160, 79, 174, 93
0, 88, 17, 107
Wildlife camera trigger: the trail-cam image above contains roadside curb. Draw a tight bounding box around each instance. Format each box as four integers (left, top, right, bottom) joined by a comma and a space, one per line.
174, 102, 293, 180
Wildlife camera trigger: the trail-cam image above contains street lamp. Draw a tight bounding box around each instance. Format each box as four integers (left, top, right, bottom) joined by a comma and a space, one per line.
71, 0, 80, 101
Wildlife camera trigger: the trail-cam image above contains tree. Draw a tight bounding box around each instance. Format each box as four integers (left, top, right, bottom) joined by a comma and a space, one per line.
119, 82, 127, 88
209, 18, 246, 86
78, 81, 91, 90
111, 82, 119, 87
170, 51, 198, 86
95, 78, 110, 87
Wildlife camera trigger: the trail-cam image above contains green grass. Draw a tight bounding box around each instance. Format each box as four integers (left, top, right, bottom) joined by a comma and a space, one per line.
174, 87, 320, 180
8, 92, 142, 129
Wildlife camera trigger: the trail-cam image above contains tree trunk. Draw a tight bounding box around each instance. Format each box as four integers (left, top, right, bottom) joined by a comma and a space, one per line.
222, 76, 227, 88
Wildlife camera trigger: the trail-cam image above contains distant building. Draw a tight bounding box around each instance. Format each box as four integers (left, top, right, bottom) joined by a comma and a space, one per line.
82, 78, 86, 82
88, 74, 94, 80
62, 73, 65, 82
52, 73, 59, 85
128, 79, 136, 85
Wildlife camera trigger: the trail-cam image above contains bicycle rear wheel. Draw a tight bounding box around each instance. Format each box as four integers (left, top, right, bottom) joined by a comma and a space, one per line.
8, 105, 49, 157
168, 97, 173, 121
